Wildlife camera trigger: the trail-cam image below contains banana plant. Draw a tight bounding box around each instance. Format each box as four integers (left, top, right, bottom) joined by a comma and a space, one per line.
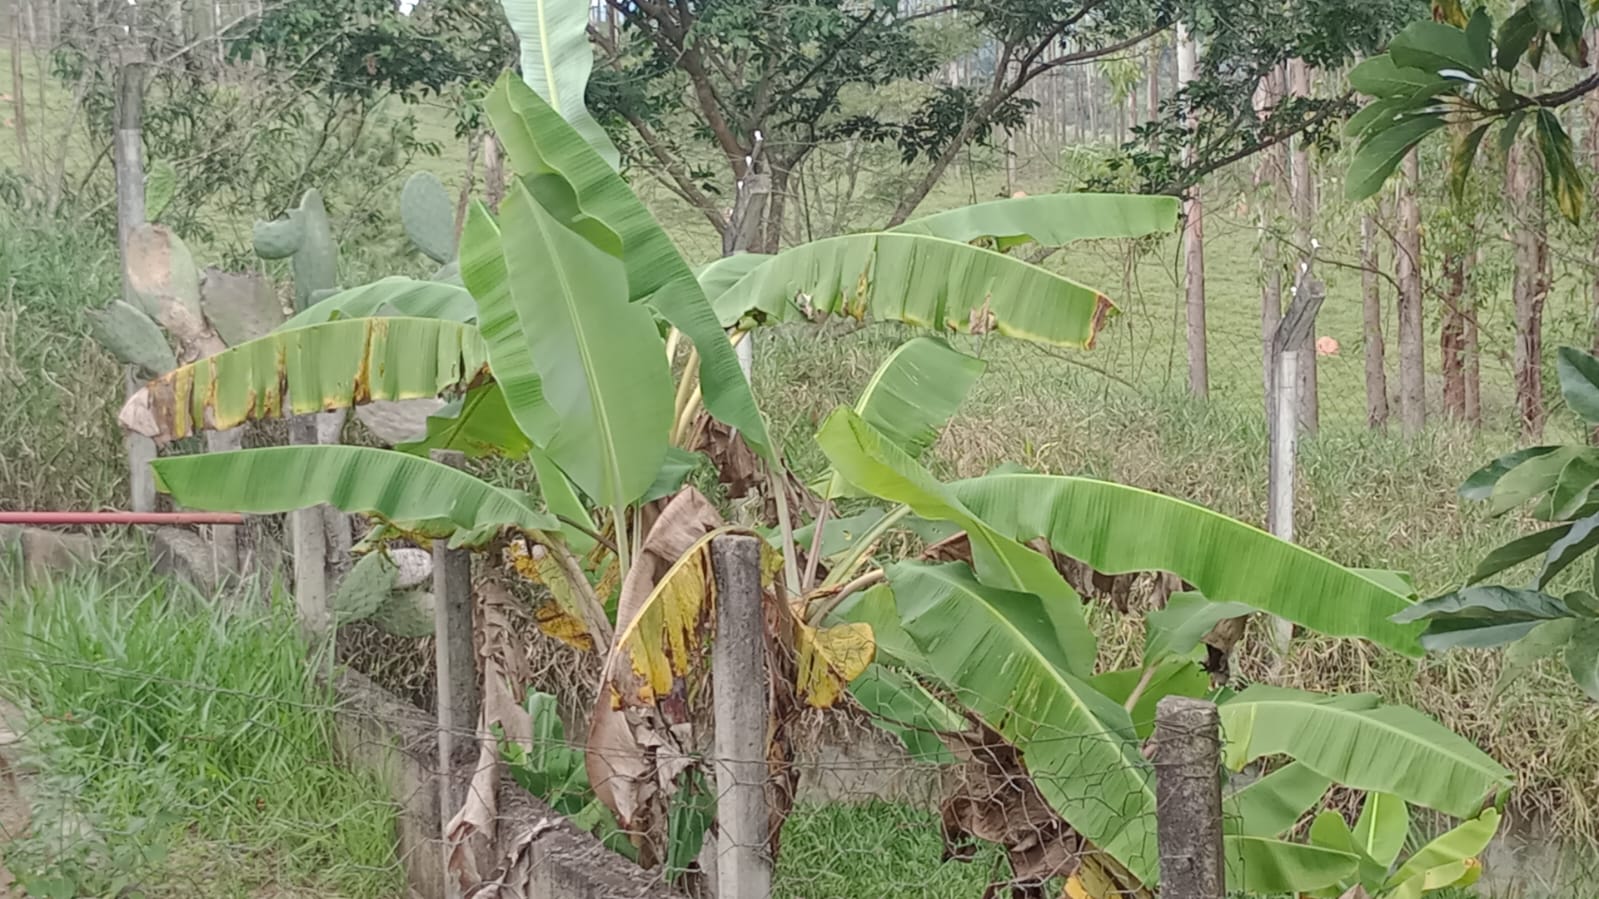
1395, 346, 1599, 701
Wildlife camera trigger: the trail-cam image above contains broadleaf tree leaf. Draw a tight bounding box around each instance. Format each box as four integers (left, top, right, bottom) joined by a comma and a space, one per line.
1348, 56, 1450, 98
1497, 7, 1538, 71
1347, 115, 1447, 201
1538, 512, 1599, 588
1388, 20, 1488, 75
1459, 445, 1562, 501
1450, 123, 1491, 202
1467, 525, 1572, 584
1566, 620, 1599, 700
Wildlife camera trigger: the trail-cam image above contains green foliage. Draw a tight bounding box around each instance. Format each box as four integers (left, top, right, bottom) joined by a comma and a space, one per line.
254, 189, 341, 311
1404, 347, 1599, 701
400, 171, 459, 264
1345, 1, 1595, 221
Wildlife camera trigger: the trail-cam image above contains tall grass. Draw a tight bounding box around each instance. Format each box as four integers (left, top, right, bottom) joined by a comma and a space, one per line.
0, 554, 402, 898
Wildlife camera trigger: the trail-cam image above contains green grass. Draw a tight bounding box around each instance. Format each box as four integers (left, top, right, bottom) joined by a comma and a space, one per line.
775, 802, 1000, 898
0, 553, 403, 898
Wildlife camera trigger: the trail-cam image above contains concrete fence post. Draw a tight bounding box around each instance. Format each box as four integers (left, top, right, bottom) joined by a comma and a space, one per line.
1153, 696, 1225, 899
710, 534, 771, 899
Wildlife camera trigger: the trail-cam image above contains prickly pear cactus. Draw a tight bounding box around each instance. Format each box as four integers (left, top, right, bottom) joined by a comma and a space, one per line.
252, 189, 340, 312
126, 224, 204, 326
401, 172, 457, 265
199, 268, 284, 345
331, 548, 434, 636
88, 300, 177, 378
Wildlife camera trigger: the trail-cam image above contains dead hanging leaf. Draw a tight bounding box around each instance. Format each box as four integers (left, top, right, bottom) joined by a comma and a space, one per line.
795, 621, 875, 708
505, 539, 594, 652
967, 297, 997, 335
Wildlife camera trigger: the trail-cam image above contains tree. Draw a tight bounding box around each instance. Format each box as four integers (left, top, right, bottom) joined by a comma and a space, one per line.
1361, 212, 1389, 429
1178, 22, 1207, 398
1396, 150, 1425, 435
1509, 135, 1550, 438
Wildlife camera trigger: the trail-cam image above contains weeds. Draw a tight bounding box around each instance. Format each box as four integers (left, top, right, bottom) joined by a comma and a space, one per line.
0, 551, 402, 898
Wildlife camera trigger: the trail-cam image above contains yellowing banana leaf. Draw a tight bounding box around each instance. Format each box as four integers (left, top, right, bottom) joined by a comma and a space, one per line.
499, 0, 619, 169
497, 179, 673, 508
819, 336, 985, 499
888, 193, 1180, 250
277, 277, 478, 330
120, 317, 488, 443
152, 445, 558, 534
795, 621, 875, 708
1219, 686, 1510, 819
1224, 835, 1359, 895
885, 559, 1158, 882
506, 539, 595, 652
1221, 762, 1332, 838
948, 473, 1425, 655
816, 408, 1095, 675
486, 74, 773, 464
711, 231, 1117, 349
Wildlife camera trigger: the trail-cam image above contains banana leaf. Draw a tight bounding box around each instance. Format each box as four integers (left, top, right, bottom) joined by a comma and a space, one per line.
816, 408, 1096, 675
1224, 835, 1359, 895
277, 277, 478, 330
119, 317, 487, 443
486, 74, 774, 464
820, 336, 985, 498
888, 193, 1179, 250
499, 0, 619, 169
886, 559, 1158, 882
947, 473, 1425, 655
710, 232, 1118, 348
396, 383, 533, 459
495, 179, 673, 507
1221, 762, 1332, 837
1218, 686, 1510, 818
152, 445, 558, 534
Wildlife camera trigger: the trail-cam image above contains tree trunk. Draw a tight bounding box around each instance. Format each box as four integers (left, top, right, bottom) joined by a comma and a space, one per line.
1361, 213, 1389, 429
1464, 248, 1482, 428
10, 12, 30, 177
1510, 138, 1549, 439
1256, 67, 1284, 427
1074, 68, 1085, 142
1396, 149, 1426, 436
483, 133, 505, 213
1178, 24, 1206, 397
1288, 58, 1318, 432
1588, 64, 1599, 441
759, 161, 790, 253
453, 133, 478, 242
1004, 129, 1016, 195
1146, 41, 1161, 147
1440, 252, 1467, 419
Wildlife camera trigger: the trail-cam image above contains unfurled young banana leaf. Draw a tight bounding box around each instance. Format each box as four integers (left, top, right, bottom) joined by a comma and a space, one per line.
486, 74, 774, 465
119, 317, 489, 443
499, 0, 620, 170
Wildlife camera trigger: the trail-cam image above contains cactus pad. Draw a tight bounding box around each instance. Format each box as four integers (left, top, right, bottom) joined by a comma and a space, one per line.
401, 172, 457, 264
372, 588, 435, 638
252, 214, 304, 260
88, 300, 177, 378
200, 268, 285, 345
331, 551, 397, 624
125, 224, 204, 325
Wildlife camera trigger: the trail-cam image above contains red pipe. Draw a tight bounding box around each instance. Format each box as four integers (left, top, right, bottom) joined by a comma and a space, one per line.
0, 511, 245, 526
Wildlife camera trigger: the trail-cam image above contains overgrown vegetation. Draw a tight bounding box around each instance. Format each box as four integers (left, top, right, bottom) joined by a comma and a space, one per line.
0, 554, 403, 899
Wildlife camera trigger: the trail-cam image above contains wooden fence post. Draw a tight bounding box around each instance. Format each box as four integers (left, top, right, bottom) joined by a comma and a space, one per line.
711, 534, 772, 899
288, 416, 327, 637
430, 450, 478, 811
1153, 696, 1224, 899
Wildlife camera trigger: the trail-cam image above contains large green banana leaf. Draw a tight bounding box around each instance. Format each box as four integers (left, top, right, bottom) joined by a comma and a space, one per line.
948, 473, 1425, 655
1223, 835, 1359, 895
885, 559, 1158, 882
485, 74, 773, 463
119, 317, 487, 443
820, 337, 984, 499
1218, 686, 1510, 818
697, 253, 771, 304
710, 231, 1118, 348
846, 663, 963, 765
1143, 591, 1257, 666
277, 277, 478, 331
460, 203, 558, 446
816, 408, 1096, 675
498, 0, 619, 169
1221, 762, 1332, 837
152, 445, 558, 534
396, 383, 532, 459
495, 179, 672, 508
887, 193, 1180, 250
1087, 662, 1209, 739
